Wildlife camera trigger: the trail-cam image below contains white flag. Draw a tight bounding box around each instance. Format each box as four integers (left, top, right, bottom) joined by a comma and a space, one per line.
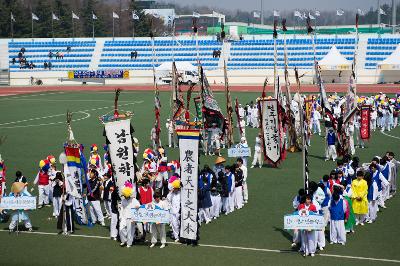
273, 10, 280, 17
212, 11, 219, 17
11, 13, 15, 22
52, 13, 59, 20
112, 11, 119, 19
132, 11, 139, 20
315, 10, 320, 16
379, 8, 386, 15
253, 11, 261, 18
357, 9, 364, 15
193, 11, 201, 18
294, 10, 302, 17
303, 12, 307, 19
308, 13, 315, 20
32, 13, 39, 21
92, 13, 97, 20
336, 9, 344, 16
72, 12, 79, 19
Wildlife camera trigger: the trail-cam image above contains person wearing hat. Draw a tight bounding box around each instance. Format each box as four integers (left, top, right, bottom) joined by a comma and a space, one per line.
251, 133, 263, 168
8, 182, 33, 232
166, 118, 175, 148
33, 160, 51, 209
150, 191, 169, 248
167, 179, 181, 242
325, 128, 337, 162
119, 182, 140, 248
89, 144, 103, 173
213, 156, 226, 175
87, 169, 105, 226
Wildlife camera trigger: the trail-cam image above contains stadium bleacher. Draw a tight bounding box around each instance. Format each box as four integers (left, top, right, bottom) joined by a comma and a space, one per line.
364, 38, 400, 69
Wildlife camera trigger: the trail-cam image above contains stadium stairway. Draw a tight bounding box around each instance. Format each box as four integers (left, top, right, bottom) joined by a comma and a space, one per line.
218, 41, 231, 68
89, 39, 105, 70
356, 38, 368, 73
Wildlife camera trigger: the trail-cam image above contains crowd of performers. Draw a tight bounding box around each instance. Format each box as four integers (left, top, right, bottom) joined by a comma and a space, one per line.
0, 143, 249, 248
292, 152, 398, 257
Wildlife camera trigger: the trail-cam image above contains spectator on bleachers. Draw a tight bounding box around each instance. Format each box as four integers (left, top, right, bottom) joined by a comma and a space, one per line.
11, 58, 16, 65
59, 52, 64, 59
48, 62, 52, 70
131, 51, 138, 60
30, 76, 34, 85
18, 52, 23, 59
29, 62, 35, 69
239, 35, 244, 41
56, 51, 60, 59
19, 61, 24, 69
48, 51, 53, 59
66, 46, 71, 53
20, 47, 25, 54
44, 62, 48, 69
213, 50, 221, 58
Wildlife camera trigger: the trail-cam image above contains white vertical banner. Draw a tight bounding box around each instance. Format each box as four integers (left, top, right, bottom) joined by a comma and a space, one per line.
259, 99, 281, 164
105, 119, 134, 189
177, 129, 200, 241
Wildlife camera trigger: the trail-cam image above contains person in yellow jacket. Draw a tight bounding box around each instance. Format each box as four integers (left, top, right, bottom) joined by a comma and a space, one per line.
351, 170, 369, 225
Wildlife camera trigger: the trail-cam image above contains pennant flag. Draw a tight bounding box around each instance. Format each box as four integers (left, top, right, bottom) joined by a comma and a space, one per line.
224, 61, 234, 148
308, 13, 315, 20
193, 11, 201, 18
315, 10, 321, 16
306, 16, 314, 33
113, 11, 119, 19
356, 13, 359, 29
11, 13, 15, 22
294, 10, 302, 18
336, 9, 344, 16
132, 11, 139, 20
273, 20, 278, 39
32, 13, 39, 21
92, 13, 97, 20
273, 10, 280, 17
360, 105, 371, 140
72, 12, 79, 19
52, 13, 59, 20
379, 8, 386, 15
253, 11, 261, 18
282, 18, 287, 32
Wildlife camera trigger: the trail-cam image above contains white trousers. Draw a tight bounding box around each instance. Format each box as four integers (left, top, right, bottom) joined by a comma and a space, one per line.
120, 218, 135, 245
355, 129, 364, 147
377, 190, 385, 207
349, 135, 355, 155
330, 220, 346, 244
382, 182, 390, 201
293, 229, 300, 244
52, 197, 62, 216
252, 150, 263, 167
300, 230, 316, 255
151, 223, 166, 244
9, 219, 32, 230
38, 184, 50, 205
110, 212, 118, 238
103, 201, 111, 217
198, 208, 211, 223
367, 200, 378, 222
234, 186, 243, 209
325, 145, 337, 160
313, 121, 321, 134
316, 229, 326, 249
89, 200, 104, 223
243, 182, 248, 202
170, 213, 180, 240
322, 206, 330, 225
355, 214, 366, 224
210, 195, 221, 218
221, 197, 230, 213
228, 192, 235, 213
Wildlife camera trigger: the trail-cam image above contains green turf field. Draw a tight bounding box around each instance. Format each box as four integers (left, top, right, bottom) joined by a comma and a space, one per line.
0, 90, 399, 266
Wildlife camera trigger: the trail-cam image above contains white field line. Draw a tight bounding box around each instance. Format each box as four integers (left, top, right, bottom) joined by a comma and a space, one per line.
0, 92, 66, 100
1, 230, 399, 263
381, 130, 400, 140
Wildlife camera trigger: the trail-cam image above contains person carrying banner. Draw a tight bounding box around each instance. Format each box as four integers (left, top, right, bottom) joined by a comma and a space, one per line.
150, 191, 169, 248
325, 128, 337, 161
119, 182, 140, 248
251, 133, 263, 168
89, 144, 103, 173
8, 182, 33, 232
57, 184, 75, 235
87, 169, 105, 226
297, 194, 317, 257
354, 113, 365, 149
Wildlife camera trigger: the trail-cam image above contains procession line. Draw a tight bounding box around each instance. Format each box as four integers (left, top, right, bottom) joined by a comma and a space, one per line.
0, 101, 143, 127
0, 111, 91, 129
1, 230, 399, 263
381, 131, 400, 140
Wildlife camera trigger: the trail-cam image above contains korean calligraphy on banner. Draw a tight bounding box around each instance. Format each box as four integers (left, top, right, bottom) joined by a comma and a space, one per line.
105, 119, 135, 189
360, 105, 371, 140
259, 99, 281, 164
176, 129, 200, 241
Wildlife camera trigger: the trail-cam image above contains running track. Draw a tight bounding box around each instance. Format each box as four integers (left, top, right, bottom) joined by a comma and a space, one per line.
0, 84, 399, 96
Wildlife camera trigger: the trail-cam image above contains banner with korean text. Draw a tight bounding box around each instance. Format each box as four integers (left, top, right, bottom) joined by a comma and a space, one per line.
177, 129, 200, 241
105, 119, 135, 189
259, 99, 281, 164
0, 196, 36, 210
360, 105, 371, 140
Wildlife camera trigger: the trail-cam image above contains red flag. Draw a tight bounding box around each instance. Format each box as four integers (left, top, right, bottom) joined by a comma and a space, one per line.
356, 13, 359, 29
360, 105, 371, 140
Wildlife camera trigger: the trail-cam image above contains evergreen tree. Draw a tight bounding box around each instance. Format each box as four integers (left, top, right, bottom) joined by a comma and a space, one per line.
35, 0, 53, 38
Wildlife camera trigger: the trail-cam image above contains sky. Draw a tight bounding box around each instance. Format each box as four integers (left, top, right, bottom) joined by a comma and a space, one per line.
166, 0, 392, 12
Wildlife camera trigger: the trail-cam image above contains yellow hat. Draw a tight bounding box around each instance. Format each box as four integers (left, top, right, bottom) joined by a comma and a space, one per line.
171, 179, 181, 189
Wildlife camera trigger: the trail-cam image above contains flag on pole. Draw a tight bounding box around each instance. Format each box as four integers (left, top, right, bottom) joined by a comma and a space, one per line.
92, 13, 97, 20
32, 13, 39, 21
357, 9, 365, 15
132, 11, 139, 20
294, 10, 302, 18
336, 9, 344, 16
112, 11, 119, 19
193, 11, 201, 18
379, 8, 386, 15
52, 13, 59, 20
356, 13, 359, 28
306, 16, 314, 33
308, 13, 315, 20
72, 12, 79, 19
11, 12, 16, 22
273, 10, 280, 17
315, 10, 321, 16
253, 11, 261, 18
